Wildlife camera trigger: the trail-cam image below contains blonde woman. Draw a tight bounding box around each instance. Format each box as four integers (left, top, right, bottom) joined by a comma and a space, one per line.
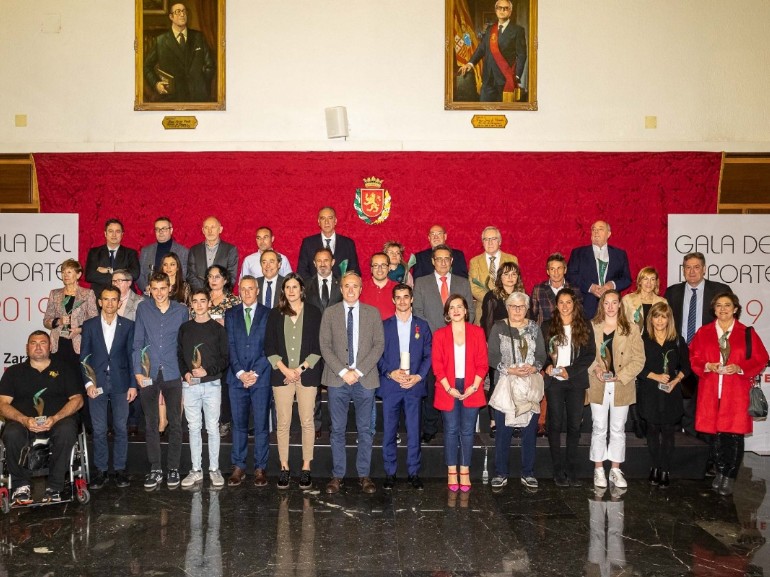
621, 267, 666, 333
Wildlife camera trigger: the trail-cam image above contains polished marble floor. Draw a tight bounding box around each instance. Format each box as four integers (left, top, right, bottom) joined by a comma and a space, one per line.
1, 454, 769, 576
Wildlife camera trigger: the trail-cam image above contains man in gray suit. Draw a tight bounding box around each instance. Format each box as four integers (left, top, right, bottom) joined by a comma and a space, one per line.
319, 272, 384, 494
413, 244, 474, 443
187, 216, 239, 292
255, 250, 284, 309
137, 217, 189, 293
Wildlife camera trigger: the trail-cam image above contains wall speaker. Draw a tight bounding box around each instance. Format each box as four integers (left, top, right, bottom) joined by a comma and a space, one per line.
325, 106, 349, 139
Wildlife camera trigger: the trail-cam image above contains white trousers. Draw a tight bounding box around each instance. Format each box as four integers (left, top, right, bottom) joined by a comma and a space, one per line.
590, 381, 629, 463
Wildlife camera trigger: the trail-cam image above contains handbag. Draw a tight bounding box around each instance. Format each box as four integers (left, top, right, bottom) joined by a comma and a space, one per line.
748, 381, 768, 420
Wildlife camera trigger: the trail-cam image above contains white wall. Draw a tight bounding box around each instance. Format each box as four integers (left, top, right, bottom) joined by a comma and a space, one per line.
2, 0, 769, 152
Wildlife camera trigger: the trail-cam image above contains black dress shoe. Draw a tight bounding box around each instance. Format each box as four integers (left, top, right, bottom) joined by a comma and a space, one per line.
704, 461, 717, 478
568, 477, 583, 488
649, 467, 660, 485
659, 471, 670, 488
719, 476, 735, 496
408, 475, 424, 490
383, 475, 396, 490
115, 470, 131, 488
554, 473, 570, 488
421, 432, 435, 444
90, 470, 107, 490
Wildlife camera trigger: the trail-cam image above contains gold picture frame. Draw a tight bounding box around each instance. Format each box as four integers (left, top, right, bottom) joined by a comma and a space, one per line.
445, 0, 537, 111
135, 0, 226, 111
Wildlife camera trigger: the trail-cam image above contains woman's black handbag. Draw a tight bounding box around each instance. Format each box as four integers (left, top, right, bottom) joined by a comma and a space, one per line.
749, 379, 768, 419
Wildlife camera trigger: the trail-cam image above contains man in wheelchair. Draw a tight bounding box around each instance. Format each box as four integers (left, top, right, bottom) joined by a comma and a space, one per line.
0, 331, 84, 505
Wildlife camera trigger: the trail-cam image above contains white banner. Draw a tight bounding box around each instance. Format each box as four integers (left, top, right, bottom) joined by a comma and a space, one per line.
668, 214, 770, 453
0, 214, 79, 371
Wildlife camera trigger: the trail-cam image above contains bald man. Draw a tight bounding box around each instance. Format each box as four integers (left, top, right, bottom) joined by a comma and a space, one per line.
187, 216, 239, 292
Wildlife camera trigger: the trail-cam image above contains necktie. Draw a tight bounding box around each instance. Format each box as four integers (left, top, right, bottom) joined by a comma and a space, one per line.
440, 276, 449, 304
265, 281, 273, 308
597, 259, 608, 285
178, 32, 186, 48
498, 25, 503, 35
109, 250, 116, 270
321, 278, 329, 308
325, 238, 332, 251
244, 306, 252, 335
488, 255, 497, 286
347, 307, 355, 366
686, 287, 697, 343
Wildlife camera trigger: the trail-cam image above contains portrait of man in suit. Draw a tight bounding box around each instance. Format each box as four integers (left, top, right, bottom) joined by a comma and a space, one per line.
85, 218, 141, 300
297, 207, 360, 280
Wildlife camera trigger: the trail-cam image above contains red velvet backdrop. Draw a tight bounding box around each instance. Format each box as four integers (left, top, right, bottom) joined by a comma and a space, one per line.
35, 152, 721, 291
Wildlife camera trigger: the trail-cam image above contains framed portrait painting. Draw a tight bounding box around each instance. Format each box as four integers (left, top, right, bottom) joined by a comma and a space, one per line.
135, 0, 226, 111
445, 0, 537, 111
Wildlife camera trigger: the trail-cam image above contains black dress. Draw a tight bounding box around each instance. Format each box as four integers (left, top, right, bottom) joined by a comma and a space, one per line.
637, 334, 690, 425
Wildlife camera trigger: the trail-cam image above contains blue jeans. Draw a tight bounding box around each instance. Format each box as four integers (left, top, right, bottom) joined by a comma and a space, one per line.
327, 383, 375, 478
229, 383, 271, 470
441, 379, 479, 467
494, 410, 538, 478
88, 382, 130, 472
184, 379, 222, 472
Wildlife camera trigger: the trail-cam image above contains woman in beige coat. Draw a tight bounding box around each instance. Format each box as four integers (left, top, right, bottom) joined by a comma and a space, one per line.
620, 266, 666, 333
588, 289, 645, 489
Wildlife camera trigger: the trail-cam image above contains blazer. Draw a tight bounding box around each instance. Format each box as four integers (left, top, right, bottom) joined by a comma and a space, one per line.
264, 303, 323, 387
413, 273, 475, 333
120, 291, 145, 322
137, 240, 189, 292
85, 245, 141, 299
43, 286, 99, 354
691, 320, 769, 434
377, 314, 433, 399
79, 315, 136, 394
664, 280, 732, 337
297, 233, 360, 281
187, 240, 239, 292
587, 322, 645, 406
257, 275, 285, 309
319, 302, 385, 390
413, 247, 468, 280
305, 275, 342, 313
566, 245, 632, 319
542, 322, 597, 391
468, 251, 518, 325
432, 323, 488, 410
224, 302, 271, 389
620, 292, 667, 330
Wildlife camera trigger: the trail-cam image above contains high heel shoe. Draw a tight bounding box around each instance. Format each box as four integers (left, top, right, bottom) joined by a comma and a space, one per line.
649, 467, 660, 485
448, 470, 459, 492
459, 471, 471, 493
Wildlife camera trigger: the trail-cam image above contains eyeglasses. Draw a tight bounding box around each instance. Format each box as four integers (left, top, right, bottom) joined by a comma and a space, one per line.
433, 257, 452, 263
172, 9, 187, 15
507, 304, 527, 311
495, 5, 512, 10
154, 226, 171, 233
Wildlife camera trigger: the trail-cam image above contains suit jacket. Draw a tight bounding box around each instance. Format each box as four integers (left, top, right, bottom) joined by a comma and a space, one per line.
413, 273, 475, 333
529, 280, 580, 328
85, 245, 141, 300
664, 280, 732, 337
432, 323, 488, 409
469, 22, 527, 100
305, 275, 342, 313
120, 291, 145, 322
566, 245, 632, 319
43, 286, 99, 354
186, 240, 239, 292
468, 251, 518, 324
264, 303, 324, 387
542, 322, 596, 391
79, 314, 136, 394
224, 303, 271, 389
143, 28, 215, 102
377, 315, 433, 398
413, 247, 468, 280
137, 240, 189, 292
319, 302, 385, 390
587, 322, 645, 406
257, 275, 284, 309
296, 233, 359, 280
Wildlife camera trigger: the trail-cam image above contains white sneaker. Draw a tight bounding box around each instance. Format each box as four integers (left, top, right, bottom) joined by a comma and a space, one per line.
181, 470, 204, 488
609, 468, 627, 488
594, 468, 608, 488
209, 470, 225, 487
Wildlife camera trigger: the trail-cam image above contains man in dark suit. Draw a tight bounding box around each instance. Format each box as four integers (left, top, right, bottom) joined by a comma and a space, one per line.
143, 3, 215, 102
413, 244, 474, 443
85, 218, 141, 300
458, 0, 527, 102
412, 225, 469, 280
378, 284, 432, 490
319, 272, 385, 494
256, 249, 283, 309
297, 207, 359, 280
80, 286, 136, 490
664, 251, 732, 439
224, 275, 272, 488
566, 220, 631, 319
187, 216, 239, 292
137, 216, 189, 293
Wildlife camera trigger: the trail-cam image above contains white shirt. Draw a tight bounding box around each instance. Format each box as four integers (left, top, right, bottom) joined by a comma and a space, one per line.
487, 251, 501, 277
592, 244, 614, 287
454, 342, 466, 379
321, 233, 336, 254
101, 314, 117, 353
712, 320, 737, 398
338, 301, 363, 377
235, 303, 257, 379
240, 250, 292, 280
434, 271, 451, 293
317, 273, 333, 296
262, 276, 278, 308
554, 325, 572, 381
397, 314, 412, 354
682, 279, 706, 338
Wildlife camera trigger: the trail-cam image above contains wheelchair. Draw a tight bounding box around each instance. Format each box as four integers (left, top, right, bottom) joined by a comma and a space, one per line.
0, 423, 91, 512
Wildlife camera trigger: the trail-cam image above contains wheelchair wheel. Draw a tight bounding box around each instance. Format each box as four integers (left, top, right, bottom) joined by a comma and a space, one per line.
76, 487, 90, 505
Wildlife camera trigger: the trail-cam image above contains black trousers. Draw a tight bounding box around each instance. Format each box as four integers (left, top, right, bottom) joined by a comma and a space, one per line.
715, 433, 745, 479
545, 381, 585, 479
646, 423, 676, 471
140, 380, 183, 471
421, 370, 441, 437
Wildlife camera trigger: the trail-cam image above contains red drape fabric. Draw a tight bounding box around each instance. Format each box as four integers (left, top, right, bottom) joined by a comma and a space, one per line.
34, 151, 720, 291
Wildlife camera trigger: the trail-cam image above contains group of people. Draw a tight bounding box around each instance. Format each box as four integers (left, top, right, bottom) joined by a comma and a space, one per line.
1, 211, 767, 505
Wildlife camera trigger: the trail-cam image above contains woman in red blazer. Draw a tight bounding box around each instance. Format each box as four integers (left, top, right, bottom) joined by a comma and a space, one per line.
690, 292, 769, 496
432, 294, 488, 492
